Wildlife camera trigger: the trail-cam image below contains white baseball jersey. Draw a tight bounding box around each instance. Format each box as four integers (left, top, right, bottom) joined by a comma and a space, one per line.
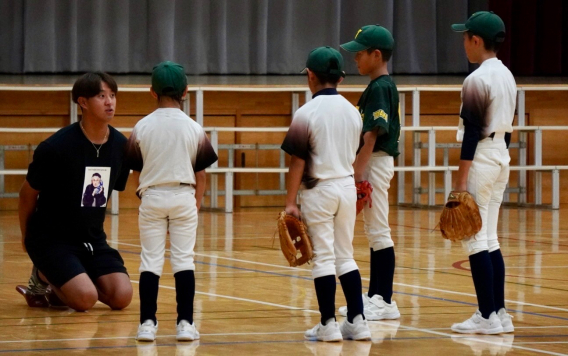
281, 89, 362, 279
281, 89, 362, 182
457, 58, 516, 142
126, 108, 217, 194
457, 58, 517, 255
126, 107, 218, 275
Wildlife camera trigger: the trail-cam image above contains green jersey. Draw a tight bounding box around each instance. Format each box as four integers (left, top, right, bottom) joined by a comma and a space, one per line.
357, 75, 401, 157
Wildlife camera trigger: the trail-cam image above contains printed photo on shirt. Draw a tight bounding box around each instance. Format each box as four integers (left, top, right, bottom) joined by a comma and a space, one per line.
81, 167, 111, 207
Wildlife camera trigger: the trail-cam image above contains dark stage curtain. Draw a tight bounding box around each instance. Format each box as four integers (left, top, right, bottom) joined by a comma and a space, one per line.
0, 0, 491, 75
490, 0, 566, 76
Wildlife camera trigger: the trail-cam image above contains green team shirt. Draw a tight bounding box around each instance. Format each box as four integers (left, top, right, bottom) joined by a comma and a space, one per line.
357, 75, 401, 157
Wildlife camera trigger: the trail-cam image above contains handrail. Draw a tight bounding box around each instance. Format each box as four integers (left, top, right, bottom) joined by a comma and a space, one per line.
2, 125, 568, 134
4, 165, 568, 176
1, 84, 568, 92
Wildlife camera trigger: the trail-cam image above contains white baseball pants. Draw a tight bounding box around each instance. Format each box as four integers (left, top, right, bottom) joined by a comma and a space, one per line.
139, 184, 198, 276
301, 176, 359, 279
462, 135, 510, 255
363, 151, 395, 251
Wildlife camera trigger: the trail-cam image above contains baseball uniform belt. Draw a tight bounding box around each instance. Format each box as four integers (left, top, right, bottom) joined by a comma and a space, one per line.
488, 132, 506, 142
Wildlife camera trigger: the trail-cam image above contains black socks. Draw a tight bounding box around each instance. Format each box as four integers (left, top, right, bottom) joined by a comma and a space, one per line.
140, 270, 196, 325
139, 271, 160, 324
469, 251, 496, 319
490, 249, 506, 311
369, 247, 395, 303
339, 270, 365, 323
314, 275, 336, 325
174, 270, 196, 324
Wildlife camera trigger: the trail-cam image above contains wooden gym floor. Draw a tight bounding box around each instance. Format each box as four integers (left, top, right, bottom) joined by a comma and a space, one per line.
0, 206, 567, 355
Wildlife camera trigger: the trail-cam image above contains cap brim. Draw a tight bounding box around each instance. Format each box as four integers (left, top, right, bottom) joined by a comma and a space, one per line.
451, 24, 468, 32
340, 41, 369, 53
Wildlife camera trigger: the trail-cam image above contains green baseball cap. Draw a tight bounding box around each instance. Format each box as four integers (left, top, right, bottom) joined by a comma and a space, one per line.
452, 11, 506, 42
300, 46, 345, 77
340, 25, 394, 52
152, 61, 187, 96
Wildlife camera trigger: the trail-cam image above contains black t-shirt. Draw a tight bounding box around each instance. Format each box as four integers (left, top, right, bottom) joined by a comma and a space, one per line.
26, 123, 130, 243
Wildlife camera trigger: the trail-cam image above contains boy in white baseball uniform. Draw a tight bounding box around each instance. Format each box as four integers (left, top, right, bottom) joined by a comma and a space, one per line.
451, 11, 516, 334
339, 25, 401, 320
282, 47, 371, 342
126, 61, 218, 341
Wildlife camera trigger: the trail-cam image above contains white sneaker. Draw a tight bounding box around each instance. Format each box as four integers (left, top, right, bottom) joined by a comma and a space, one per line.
497, 308, 514, 333
136, 319, 158, 341
339, 315, 371, 340
176, 320, 200, 341
339, 294, 400, 320
451, 311, 503, 335
304, 319, 343, 342
338, 293, 370, 317
365, 295, 400, 320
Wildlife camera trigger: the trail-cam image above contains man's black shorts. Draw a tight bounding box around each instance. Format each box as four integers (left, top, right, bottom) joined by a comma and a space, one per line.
26, 240, 128, 288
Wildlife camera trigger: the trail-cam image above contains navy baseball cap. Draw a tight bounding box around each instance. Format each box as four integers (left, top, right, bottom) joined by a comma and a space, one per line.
152, 61, 187, 96
341, 25, 394, 52
300, 46, 345, 77
452, 11, 506, 43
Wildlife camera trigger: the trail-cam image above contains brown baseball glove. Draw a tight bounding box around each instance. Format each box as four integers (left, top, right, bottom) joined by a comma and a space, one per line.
356, 180, 373, 215
277, 211, 313, 267
439, 191, 482, 242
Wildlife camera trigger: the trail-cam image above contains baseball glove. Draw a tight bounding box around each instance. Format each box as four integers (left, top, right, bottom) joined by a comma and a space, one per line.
356, 180, 373, 215
277, 211, 313, 267
439, 191, 482, 242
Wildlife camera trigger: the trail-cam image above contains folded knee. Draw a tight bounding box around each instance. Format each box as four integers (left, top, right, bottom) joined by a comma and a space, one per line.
112, 284, 133, 310
66, 289, 98, 311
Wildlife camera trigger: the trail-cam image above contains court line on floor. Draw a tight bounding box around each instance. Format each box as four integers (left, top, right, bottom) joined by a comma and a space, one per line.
516, 341, 568, 344
5, 282, 564, 355
196, 250, 568, 313
0, 331, 306, 345
119, 242, 568, 315
423, 266, 568, 270
119, 242, 304, 272
216, 261, 568, 321
6, 325, 568, 346
428, 325, 568, 330
118, 247, 568, 324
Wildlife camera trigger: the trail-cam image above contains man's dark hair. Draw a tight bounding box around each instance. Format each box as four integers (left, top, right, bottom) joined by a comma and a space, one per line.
72, 72, 118, 103
92, 173, 102, 178
367, 48, 393, 62
466, 32, 502, 53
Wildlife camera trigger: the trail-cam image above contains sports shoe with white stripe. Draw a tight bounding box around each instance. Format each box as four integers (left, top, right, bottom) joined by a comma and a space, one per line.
136, 320, 158, 341
176, 320, 200, 341
451, 311, 503, 335
497, 308, 514, 333
339, 315, 372, 340
339, 294, 400, 321
304, 319, 343, 342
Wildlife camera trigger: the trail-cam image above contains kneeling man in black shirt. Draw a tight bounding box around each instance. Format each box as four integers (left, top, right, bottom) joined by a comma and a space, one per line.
17, 72, 132, 311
